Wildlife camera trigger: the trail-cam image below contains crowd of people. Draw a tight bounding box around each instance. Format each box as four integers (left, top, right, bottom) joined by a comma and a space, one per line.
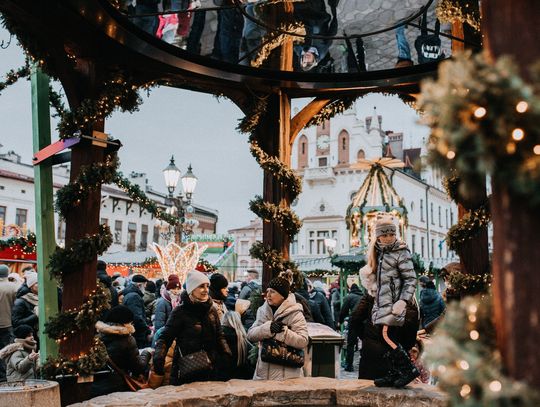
0, 215, 448, 394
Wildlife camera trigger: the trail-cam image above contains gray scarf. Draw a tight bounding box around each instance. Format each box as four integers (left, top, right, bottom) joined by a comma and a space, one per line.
22, 292, 38, 306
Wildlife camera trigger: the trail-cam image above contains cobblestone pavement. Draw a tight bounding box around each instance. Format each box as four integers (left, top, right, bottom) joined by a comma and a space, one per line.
339, 348, 361, 380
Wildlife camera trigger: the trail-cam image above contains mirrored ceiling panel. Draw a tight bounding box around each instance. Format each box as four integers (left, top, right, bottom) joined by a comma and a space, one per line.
117, 0, 457, 73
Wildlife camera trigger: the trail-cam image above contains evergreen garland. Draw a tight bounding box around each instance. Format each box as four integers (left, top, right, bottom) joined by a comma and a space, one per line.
446, 205, 491, 252
419, 52, 540, 207
0, 60, 30, 95
305, 97, 357, 128
249, 195, 302, 237
48, 85, 66, 118
237, 97, 269, 135
0, 233, 36, 254
250, 22, 306, 68
48, 225, 113, 281
436, 0, 481, 32
41, 336, 108, 379
44, 281, 110, 341
425, 295, 539, 406
249, 241, 297, 275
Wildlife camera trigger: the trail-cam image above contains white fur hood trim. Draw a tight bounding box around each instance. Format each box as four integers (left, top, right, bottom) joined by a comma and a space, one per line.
360, 264, 377, 297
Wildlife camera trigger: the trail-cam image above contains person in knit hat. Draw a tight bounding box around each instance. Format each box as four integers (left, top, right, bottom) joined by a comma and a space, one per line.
151, 270, 231, 387
153, 274, 182, 334
91, 305, 152, 396
360, 214, 419, 388
247, 276, 308, 380
0, 324, 38, 382
209, 273, 229, 321
11, 271, 38, 332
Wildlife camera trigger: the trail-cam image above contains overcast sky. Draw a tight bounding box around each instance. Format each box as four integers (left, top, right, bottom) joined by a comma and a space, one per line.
0, 26, 428, 233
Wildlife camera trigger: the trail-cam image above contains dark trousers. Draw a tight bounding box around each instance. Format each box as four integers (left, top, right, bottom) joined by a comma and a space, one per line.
345, 326, 358, 368
0, 327, 13, 381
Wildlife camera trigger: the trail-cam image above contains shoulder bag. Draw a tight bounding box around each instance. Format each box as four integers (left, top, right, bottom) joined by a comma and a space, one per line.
176, 320, 213, 381
108, 357, 149, 392
260, 315, 305, 368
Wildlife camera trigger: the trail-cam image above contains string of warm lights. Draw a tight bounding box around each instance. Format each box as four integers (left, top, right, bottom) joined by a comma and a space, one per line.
305, 97, 357, 128
250, 22, 306, 68
425, 295, 538, 406
446, 205, 491, 252
249, 195, 302, 238
44, 281, 109, 342
0, 59, 30, 95
0, 233, 36, 254
436, 0, 481, 32
420, 51, 540, 208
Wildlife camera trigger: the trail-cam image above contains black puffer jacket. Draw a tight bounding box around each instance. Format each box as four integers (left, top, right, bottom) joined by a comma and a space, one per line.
350, 294, 419, 380
91, 321, 151, 397
309, 289, 334, 328
153, 291, 231, 385
122, 284, 149, 348
11, 285, 38, 330
296, 289, 324, 324
339, 286, 364, 324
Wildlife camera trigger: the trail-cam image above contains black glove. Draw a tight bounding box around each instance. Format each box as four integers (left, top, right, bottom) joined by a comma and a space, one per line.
270, 321, 284, 334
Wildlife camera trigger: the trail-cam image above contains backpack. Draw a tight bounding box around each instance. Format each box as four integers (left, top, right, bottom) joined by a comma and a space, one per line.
414, 12, 445, 64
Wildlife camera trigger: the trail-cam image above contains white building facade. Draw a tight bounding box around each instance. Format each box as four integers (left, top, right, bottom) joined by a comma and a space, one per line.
0, 148, 218, 263
289, 103, 458, 270
228, 218, 263, 280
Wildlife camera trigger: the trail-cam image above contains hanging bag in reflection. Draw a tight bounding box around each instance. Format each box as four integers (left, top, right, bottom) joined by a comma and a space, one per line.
414, 12, 444, 64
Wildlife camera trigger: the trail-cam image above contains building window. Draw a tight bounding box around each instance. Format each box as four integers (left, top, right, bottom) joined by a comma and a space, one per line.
410, 201, 414, 212
431, 239, 435, 258
239, 260, 248, 271
140, 224, 148, 250
450, 210, 454, 225
291, 236, 298, 255
421, 236, 425, 257
356, 149, 365, 161
0, 206, 5, 223
240, 241, 248, 255
15, 208, 27, 227
114, 220, 123, 244
57, 219, 66, 240
318, 157, 328, 167
430, 203, 434, 225
309, 230, 337, 255
298, 135, 308, 169
127, 222, 137, 252
445, 209, 449, 228
420, 200, 424, 222
100, 218, 108, 226
338, 130, 349, 164
153, 225, 160, 243
438, 206, 442, 227
411, 234, 416, 253
439, 241, 443, 258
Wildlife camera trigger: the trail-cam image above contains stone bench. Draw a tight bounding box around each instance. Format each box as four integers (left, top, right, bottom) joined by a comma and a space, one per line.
69, 377, 448, 407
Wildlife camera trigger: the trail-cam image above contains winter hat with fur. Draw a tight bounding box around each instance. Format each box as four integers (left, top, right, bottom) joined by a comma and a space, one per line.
185, 270, 210, 295
268, 277, 290, 299
375, 216, 397, 238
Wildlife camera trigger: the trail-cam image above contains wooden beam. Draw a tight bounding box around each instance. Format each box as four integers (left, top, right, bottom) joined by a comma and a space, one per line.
31, 65, 59, 363
290, 98, 332, 146
482, 0, 540, 387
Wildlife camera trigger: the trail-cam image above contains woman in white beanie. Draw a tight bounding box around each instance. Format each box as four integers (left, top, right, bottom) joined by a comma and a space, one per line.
12, 271, 39, 332
150, 270, 231, 387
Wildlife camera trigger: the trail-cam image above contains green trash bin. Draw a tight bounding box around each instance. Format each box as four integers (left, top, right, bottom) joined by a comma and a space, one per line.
306, 323, 344, 378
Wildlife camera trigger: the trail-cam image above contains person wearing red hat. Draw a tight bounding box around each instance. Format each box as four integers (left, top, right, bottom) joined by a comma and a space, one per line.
154, 275, 182, 333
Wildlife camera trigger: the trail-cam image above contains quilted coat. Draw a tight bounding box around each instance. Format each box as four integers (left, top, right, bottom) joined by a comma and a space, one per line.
247, 293, 309, 380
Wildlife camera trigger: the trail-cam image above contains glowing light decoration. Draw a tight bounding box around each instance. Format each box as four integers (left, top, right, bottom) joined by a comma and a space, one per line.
151, 242, 208, 285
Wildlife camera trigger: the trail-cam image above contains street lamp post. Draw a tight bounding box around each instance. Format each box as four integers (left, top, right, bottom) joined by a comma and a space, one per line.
162, 156, 198, 244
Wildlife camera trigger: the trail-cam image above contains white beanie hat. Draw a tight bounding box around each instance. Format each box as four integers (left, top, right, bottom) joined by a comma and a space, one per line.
26, 271, 38, 289
185, 270, 210, 295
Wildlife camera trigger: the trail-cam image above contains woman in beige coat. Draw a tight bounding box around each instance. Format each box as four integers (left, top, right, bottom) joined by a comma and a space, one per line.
247, 277, 309, 380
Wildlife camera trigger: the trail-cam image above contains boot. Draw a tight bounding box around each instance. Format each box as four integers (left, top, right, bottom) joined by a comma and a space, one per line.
374, 351, 399, 387
391, 345, 420, 388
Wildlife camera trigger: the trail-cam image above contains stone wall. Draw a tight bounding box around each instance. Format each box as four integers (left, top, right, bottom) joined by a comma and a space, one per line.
70, 377, 448, 407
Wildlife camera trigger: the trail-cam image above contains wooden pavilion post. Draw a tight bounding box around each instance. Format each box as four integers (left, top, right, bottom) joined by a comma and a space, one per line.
481, 0, 540, 387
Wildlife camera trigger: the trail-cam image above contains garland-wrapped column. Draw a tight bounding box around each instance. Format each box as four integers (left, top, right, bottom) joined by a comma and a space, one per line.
255, 92, 292, 289
482, 0, 540, 387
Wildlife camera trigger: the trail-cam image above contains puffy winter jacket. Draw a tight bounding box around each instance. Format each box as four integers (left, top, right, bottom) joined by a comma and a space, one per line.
91, 321, 151, 397
239, 281, 260, 300
0, 342, 36, 382
122, 284, 150, 347
153, 291, 231, 385
309, 289, 334, 328
420, 287, 446, 328
153, 296, 173, 333
11, 285, 38, 330
247, 294, 309, 380
339, 287, 364, 324
371, 241, 416, 326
